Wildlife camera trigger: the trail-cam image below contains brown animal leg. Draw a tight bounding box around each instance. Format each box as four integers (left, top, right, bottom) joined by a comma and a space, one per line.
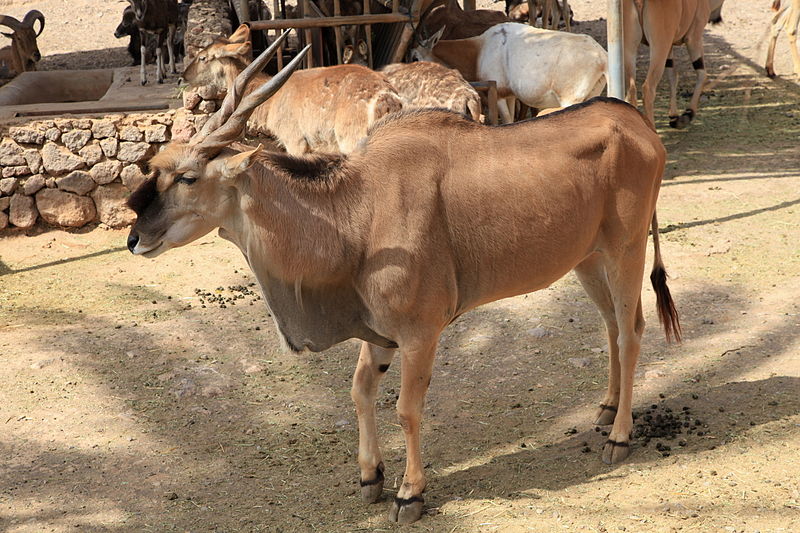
665, 49, 680, 128
156, 33, 165, 84
389, 340, 437, 524
351, 342, 396, 503
788, 4, 800, 75
167, 24, 177, 75
622, 0, 641, 106
562, 0, 571, 31
642, 41, 670, 128
573, 254, 620, 426
674, 38, 708, 129
139, 30, 147, 85
601, 249, 647, 464
765, 7, 784, 77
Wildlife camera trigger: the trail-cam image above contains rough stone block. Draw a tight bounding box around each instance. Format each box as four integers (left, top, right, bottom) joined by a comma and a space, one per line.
36, 188, 96, 227
0, 177, 19, 195
117, 142, 151, 163
0, 210, 7, 229
119, 125, 144, 142
9, 126, 45, 145
99, 137, 119, 158
121, 164, 147, 191
2, 166, 30, 178
79, 143, 104, 166
0, 196, 9, 210
45, 128, 61, 142
91, 119, 118, 139
91, 183, 135, 228
41, 142, 86, 174
56, 170, 96, 195
62, 129, 92, 153
22, 174, 46, 195
0, 139, 26, 165
144, 124, 169, 143
90, 160, 123, 185
9, 193, 38, 228
24, 149, 43, 174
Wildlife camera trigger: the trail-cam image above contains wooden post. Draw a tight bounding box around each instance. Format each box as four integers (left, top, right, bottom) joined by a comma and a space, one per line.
273, 0, 284, 69
487, 81, 498, 125
239, 0, 251, 22
463, 0, 475, 10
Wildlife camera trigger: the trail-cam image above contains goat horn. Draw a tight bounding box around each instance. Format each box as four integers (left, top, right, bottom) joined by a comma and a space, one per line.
195, 44, 311, 156
22, 10, 44, 36
193, 29, 292, 144
0, 15, 22, 32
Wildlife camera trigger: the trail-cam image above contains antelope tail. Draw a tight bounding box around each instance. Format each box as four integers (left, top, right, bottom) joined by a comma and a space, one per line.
649, 211, 682, 343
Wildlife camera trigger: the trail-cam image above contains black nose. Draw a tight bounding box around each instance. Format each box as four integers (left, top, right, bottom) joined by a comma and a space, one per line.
33, 52, 41, 61
127, 233, 139, 253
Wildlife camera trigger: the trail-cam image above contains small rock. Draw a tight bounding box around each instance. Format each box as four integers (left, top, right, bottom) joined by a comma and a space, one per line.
568, 357, 592, 368
119, 125, 144, 142
56, 171, 96, 195
120, 164, 147, 191
0, 196, 9, 210
0, 210, 7, 229
91, 119, 117, 139
79, 143, 104, 166
0, 177, 19, 195
90, 160, 123, 185
645, 369, 667, 380
99, 137, 119, 158
0, 138, 26, 165
31, 359, 54, 369
22, 174, 46, 195
144, 124, 169, 143
2, 165, 31, 178
9, 126, 45, 145
36, 188, 96, 227
9, 193, 38, 228
44, 127, 61, 142
334, 419, 350, 427
198, 99, 217, 114
183, 90, 202, 110
527, 327, 550, 338
164, 492, 179, 500
117, 142, 151, 163
23, 149, 43, 174
41, 142, 85, 174
91, 183, 135, 228
62, 129, 92, 153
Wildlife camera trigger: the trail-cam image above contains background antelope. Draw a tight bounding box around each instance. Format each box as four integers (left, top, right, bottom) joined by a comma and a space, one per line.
623, 0, 716, 129
412, 22, 607, 123
127, 33, 678, 525
421, 0, 509, 40
0, 10, 45, 79
182, 26, 402, 154
127, 0, 179, 85
765, 0, 800, 77
380, 61, 481, 120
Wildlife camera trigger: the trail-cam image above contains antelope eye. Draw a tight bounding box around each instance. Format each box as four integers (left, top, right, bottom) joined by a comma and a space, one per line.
175, 174, 197, 185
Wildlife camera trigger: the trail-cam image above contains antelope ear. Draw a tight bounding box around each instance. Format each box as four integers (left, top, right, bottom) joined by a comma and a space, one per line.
228, 24, 251, 43
217, 145, 263, 180
429, 25, 446, 47
357, 40, 368, 56
217, 41, 252, 58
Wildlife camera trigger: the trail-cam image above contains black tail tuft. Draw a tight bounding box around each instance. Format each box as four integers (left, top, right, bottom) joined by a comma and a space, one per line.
650, 265, 682, 343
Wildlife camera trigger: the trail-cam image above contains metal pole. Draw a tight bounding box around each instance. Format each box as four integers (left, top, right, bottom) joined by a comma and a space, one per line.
606, 0, 625, 99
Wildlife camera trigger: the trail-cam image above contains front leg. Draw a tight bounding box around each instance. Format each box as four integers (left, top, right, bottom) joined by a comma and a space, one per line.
167, 24, 177, 74
139, 29, 147, 85
156, 32, 165, 84
351, 342, 395, 503
389, 339, 437, 524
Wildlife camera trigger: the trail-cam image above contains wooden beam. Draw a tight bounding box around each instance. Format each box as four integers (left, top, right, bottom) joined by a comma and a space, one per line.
250, 13, 411, 30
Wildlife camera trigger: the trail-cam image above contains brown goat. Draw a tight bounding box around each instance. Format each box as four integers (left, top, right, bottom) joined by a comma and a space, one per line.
127, 34, 678, 525
381, 61, 481, 120
182, 35, 402, 153
0, 10, 44, 78
422, 0, 509, 40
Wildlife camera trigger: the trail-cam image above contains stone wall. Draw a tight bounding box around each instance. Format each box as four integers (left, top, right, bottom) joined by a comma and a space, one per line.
0, 109, 208, 231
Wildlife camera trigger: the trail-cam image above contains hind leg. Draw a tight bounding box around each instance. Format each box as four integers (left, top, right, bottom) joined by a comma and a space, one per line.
574, 253, 620, 426
672, 34, 707, 129
665, 48, 681, 127
600, 246, 647, 464
167, 24, 177, 74
788, 4, 800, 75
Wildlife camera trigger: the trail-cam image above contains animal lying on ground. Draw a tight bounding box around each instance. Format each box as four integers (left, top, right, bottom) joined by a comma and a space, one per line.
127, 0, 179, 85
126, 31, 679, 526
380, 61, 481, 120
765, 0, 800, 77
182, 31, 402, 154
411, 22, 607, 123
623, 0, 717, 129
0, 10, 45, 78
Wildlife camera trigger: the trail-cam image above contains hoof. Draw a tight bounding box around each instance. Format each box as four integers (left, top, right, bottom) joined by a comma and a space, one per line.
766, 68, 776, 78
601, 438, 630, 465
671, 109, 694, 129
668, 115, 679, 128
594, 404, 617, 426
389, 496, 424, 524
360, 463, 384, 503
140, 80, 147, 86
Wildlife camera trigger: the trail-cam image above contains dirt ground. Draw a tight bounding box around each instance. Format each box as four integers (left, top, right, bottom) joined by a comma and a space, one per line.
1, 0, 800, 532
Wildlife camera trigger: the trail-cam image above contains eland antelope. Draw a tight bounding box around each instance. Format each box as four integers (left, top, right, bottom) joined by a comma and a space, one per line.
765, 0, 800, 78
182, 30, 402, 154
623, 0, 718, 128
126, 32, 679, 525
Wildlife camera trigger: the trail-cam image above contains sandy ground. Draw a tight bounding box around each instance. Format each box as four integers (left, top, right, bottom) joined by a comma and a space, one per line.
1, 0, 800, 532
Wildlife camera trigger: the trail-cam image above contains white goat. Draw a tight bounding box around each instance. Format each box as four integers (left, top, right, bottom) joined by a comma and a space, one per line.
411, 22, 607, 123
